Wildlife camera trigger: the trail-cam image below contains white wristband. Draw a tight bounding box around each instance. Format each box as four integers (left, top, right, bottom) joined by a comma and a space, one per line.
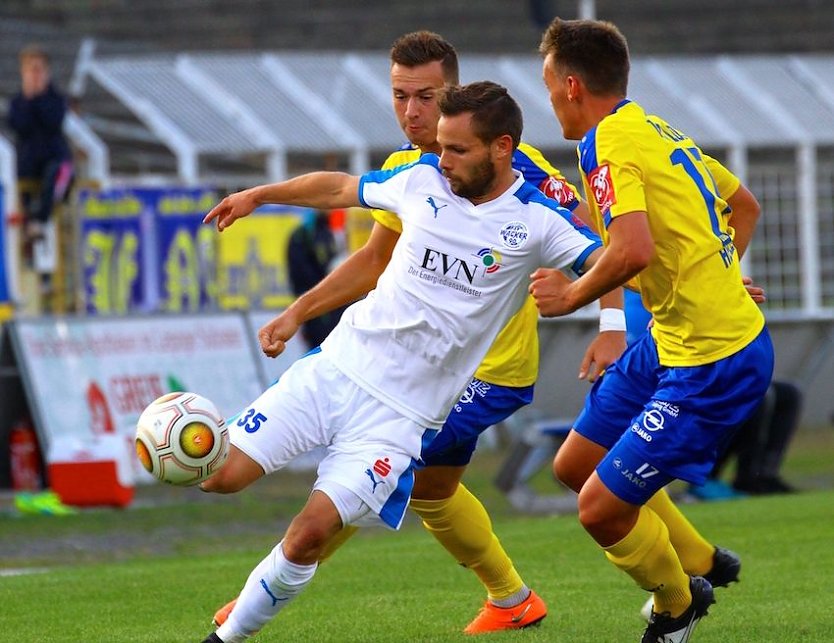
599, 308, 627, 333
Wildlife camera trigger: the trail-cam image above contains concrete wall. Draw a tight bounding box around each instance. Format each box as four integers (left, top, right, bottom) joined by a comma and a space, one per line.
533, 318, 834, 430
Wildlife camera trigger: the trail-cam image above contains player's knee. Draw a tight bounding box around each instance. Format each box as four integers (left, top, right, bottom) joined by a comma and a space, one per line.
411, 481, 458, 500
576, 482, 638, 545
412, 467, 464, 500
576, 494, 606, 534
553, 450, 584, 493
283, 523, 332, 564
576, 486, 617, 540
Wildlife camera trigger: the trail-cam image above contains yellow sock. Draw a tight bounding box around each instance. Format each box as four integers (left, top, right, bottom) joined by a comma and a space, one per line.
647, 488, 714, 576
410, 483, 524, 600
604, 505, 691, 617
318, 525, 359, 563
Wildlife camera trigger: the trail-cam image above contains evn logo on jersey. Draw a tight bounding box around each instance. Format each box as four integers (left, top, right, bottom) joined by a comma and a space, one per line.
421, 247, 479, 284
475, 248, 502, 274
588, 164, 616, 213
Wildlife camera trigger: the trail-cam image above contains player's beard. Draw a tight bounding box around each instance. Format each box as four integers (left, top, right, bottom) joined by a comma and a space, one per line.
446, 158, 496, 200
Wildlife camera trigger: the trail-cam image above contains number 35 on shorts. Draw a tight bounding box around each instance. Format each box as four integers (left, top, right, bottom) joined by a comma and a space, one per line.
237, 408, 267, 433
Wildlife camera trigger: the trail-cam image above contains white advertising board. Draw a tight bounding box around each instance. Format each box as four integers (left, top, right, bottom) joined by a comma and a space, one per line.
9, 313, 266, 481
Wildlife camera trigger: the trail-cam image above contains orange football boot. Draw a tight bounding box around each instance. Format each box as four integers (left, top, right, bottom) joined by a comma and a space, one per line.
212, 598, 237, 627
463, 590, 547, 634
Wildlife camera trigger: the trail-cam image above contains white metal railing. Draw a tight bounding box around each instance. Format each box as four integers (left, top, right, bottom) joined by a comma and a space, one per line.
87, 61, 201, 184
65, 52, 834, 318
64, 111, 110, 187
0, 135, 19, 304
175, 55, 287, 182
260, 54, 370, 176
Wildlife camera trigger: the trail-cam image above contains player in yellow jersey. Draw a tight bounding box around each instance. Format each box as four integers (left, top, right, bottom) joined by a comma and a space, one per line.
207, 30, 626, 635
535, 18, 774, 643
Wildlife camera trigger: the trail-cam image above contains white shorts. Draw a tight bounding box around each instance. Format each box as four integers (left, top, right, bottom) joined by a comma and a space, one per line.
229, 349, 435, 529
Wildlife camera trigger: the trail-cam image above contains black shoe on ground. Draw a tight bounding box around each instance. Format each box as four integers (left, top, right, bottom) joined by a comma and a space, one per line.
201, 633, 224, 643
641, 576, 715, 643
733, 476, 796, 495
703, 546, 741, 588
757, 476, 797, 494
641, 546, 738, 622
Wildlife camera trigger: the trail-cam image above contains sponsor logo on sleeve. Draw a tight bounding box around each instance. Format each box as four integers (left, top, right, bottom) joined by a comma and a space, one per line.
588, 164, 616, 213
539, 176, 577, 208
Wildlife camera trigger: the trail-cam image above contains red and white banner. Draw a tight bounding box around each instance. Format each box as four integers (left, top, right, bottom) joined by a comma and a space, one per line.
9, 313, 266, 482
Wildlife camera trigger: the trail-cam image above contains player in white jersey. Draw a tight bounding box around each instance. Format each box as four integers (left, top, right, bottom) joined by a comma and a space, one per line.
199, 81, 604, 643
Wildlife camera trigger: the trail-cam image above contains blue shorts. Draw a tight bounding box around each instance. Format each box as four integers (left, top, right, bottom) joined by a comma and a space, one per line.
423, 378, 534, 467
574, 327, 774, 504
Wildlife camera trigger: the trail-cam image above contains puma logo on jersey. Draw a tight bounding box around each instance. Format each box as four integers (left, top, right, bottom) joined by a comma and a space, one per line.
426, 196, 447, 218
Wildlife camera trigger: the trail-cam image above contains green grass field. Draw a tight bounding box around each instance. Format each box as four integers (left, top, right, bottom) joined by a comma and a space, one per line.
2, 429, 833, 642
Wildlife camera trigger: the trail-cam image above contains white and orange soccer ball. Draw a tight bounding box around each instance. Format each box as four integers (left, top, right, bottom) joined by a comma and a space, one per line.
135, 392, 229, 486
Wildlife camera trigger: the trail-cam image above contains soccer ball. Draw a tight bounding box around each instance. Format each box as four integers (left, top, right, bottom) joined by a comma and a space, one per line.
135, 392, 229, 486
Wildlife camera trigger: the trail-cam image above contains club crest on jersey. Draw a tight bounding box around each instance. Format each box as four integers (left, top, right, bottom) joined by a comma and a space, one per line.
589, 164, 616, 213
475, 248, 502, 274
539, 176, 576, 207
499, 221, 528, 249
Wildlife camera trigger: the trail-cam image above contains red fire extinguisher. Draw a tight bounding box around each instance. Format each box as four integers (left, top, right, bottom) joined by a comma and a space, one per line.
10, 417, 42, 491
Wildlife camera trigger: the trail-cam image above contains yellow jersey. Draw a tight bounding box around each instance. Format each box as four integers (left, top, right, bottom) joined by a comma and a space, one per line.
372, 142, 583, 386
578, 100, 764, 366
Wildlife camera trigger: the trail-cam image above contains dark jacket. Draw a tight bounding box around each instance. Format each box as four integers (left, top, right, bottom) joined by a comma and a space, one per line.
7, 83, 72, 177
287, 212, 347, 347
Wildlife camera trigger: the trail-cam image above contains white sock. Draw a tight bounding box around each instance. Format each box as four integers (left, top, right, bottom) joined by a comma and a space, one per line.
216, 541, 318, 642
490, 585, 531, 608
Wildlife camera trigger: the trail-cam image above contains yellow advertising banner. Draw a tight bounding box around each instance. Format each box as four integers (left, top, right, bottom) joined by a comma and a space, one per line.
215, 206, 306, 310
345, 206, 375, 253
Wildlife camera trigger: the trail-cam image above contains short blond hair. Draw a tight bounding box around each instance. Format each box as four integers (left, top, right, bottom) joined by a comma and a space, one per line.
19, 44, 50, 66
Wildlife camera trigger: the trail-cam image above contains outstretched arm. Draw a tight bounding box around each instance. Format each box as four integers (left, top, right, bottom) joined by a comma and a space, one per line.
204, 172, 362, 231
259, 222, 400, 357
530, 211, 653, 317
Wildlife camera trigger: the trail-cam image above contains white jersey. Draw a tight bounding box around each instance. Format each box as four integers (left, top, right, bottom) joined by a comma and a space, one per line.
321, 154, 601, 429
